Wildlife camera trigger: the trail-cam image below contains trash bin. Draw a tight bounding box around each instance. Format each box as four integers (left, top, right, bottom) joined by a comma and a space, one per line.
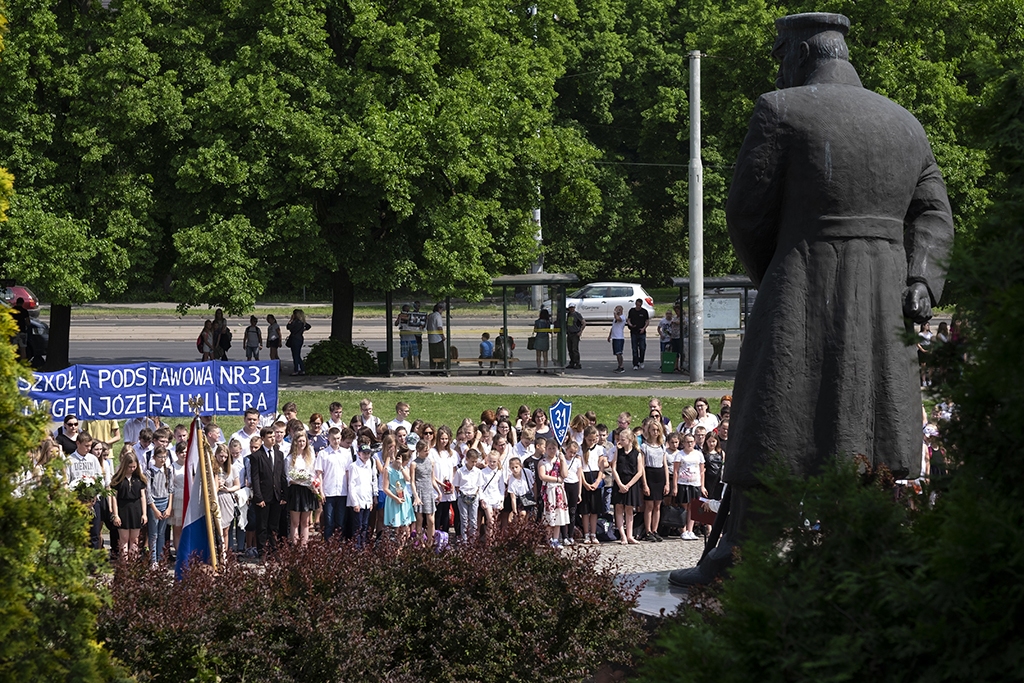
377, 351, 390, 375
661, 351, 678, 373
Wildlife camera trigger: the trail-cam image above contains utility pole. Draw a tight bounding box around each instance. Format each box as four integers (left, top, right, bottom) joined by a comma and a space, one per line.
688, 50, 704, 382
531, 205, 544, 310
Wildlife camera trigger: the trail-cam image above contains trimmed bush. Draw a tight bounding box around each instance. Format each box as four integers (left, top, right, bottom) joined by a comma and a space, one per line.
99, 523, 645, 682
304, 338, 377, 376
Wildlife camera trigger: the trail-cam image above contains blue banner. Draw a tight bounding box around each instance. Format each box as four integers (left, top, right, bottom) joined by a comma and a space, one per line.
18, 361, 279, 420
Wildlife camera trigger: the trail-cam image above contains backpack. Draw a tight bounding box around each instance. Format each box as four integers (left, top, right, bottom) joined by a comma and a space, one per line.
197, 334, 204, 354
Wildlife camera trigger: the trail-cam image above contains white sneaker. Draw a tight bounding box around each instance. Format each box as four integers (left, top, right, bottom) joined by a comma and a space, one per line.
639, 362, 645, 369
633, 365, 639, 371
683, 531, 700, 540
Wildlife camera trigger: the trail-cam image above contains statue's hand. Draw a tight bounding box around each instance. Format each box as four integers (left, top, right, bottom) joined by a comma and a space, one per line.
903, 282, 933, 324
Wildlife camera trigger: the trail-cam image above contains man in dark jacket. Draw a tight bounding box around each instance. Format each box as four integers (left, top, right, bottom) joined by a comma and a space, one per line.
672, 12, 954, 586
249, 426, 288, 555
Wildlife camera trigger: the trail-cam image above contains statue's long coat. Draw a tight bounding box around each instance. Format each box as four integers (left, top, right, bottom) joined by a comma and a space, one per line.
725, 60, 954, 486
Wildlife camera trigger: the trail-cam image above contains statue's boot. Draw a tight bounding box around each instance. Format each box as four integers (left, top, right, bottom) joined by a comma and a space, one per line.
668, 535, 736, 586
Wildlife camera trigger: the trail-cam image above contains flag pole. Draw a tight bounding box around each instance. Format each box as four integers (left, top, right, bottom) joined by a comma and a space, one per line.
190, 398, 219, 572
202, 428, 226, 567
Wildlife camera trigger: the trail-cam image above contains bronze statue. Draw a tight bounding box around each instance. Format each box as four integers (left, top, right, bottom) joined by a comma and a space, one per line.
671, 12, 954, 586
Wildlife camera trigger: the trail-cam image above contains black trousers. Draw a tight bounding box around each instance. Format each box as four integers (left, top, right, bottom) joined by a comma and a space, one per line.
567, 333, 581, 367
256, 498, 286, 553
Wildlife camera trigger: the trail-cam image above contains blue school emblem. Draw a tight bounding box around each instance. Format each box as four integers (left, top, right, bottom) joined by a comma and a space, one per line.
549, 398, 572, 447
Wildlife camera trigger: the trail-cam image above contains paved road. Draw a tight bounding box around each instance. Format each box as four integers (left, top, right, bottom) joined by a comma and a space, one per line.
65, 317, 742, 393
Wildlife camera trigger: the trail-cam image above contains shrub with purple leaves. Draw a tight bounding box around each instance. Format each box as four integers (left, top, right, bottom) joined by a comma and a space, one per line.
98, 522, 644, 682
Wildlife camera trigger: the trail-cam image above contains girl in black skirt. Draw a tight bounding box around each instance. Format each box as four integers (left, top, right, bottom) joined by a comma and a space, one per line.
578, 427, 608, 544
284, 432, 320, 546
640, 418, 670, 542
611, 429, 644, 545
109, 449, 149, 561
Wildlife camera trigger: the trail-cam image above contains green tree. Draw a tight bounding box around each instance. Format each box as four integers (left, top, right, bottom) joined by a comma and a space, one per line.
0, 0, 183, 368
0, 313, 118, 681
545, 0, 999, 291
108, 0, 596, 340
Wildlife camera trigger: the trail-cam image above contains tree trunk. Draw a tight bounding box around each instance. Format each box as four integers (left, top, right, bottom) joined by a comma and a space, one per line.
42, 303, 72, 371
331, 267, 354, 344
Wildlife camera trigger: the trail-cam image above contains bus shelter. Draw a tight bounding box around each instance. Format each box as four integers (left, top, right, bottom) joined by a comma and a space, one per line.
383, 273, 579, 376
670, 275, 757, 334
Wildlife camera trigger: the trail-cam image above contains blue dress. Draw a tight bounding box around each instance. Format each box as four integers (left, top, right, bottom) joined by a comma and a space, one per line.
384, 465, 415, 527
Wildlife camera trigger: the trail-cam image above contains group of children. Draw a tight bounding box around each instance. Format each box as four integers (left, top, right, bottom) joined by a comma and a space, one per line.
40, 394, 734, 565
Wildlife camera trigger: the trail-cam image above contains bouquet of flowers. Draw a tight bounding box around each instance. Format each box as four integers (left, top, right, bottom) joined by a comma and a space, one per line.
312, 478, 325, 502
442, 479, 454, 495
288, 468, 314, 488
72, 475, 111, 502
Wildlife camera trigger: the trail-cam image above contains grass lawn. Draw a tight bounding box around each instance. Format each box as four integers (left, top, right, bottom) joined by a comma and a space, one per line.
200, 389, 725, 437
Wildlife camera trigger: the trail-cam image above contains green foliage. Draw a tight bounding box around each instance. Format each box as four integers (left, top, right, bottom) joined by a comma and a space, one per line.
545, 0, 1008, 293
0, 312, 118, 682
0, 167, 10, 223
99, 524, 645, 682
303, 339, 377, 376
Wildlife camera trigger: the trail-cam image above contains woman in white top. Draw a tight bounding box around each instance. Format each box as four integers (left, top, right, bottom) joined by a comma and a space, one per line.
560, 438, 583, 546
679, 406, 699, 435
284, 432, 319, 546
671, 433, 706, 541
608, 305, 627, 373
578, 427, 607, 544
568, 414, 587, 445
694, 397, 720, 433
430, 425, 459, 534
640, 418, 670, 541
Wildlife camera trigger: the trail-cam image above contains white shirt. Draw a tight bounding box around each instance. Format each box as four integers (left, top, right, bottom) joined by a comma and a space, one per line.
582, 444, 605, 473
479, 466, 505, 507
386, 418, 412, 433
232, 427, 260, 453
358, 415, 381, 434
512, 441, 534, 462
316, 446, 350, 497
696, 414, 720, 433
431, 448, 459, 502
505, 469, 534, 497
609, 317, 626, 340
133, 442, 154, 469
674, 449, 703, 487
563, 453, 582, 484
284, 452, 317, 488
427, 310, 444, 343
346, 457, 378, 509
123, 417, 155, 445
453, 465, 484, 496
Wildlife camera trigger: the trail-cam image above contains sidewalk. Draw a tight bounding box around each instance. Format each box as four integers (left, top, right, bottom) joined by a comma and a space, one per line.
279, 364, 736, 399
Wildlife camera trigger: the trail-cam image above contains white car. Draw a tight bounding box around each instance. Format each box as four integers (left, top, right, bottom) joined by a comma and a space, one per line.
544, 282, 655, 323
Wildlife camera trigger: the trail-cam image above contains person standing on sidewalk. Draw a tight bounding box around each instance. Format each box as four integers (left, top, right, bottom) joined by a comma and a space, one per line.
626, 298, 650, 370
608, 306, 626, 373
427, 302, 446, 373
566, 303, 586, 369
